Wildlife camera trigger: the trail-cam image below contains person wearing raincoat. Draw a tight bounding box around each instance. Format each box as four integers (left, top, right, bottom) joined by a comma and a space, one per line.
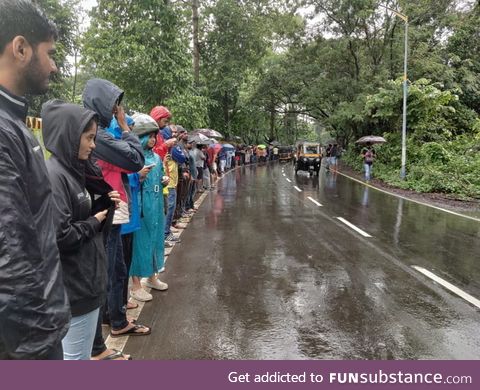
129, 114, 170, 302
83, 78, 148, 357
42, 100, 120, 359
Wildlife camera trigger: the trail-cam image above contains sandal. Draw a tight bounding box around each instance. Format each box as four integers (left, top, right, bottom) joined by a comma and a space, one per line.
110, 323, 151, 338
126, 300, 139, 310
92, 349, 132, 360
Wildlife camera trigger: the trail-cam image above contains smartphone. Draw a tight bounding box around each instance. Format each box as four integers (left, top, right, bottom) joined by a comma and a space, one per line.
144, 163, 156, 169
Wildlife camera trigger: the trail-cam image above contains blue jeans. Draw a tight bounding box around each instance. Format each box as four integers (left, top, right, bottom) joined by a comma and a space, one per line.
185, 180, 196, 210
105, 225, 128, 331
364, 163, 372, 181
62, 308, 100, 360
164, 188, 177, 236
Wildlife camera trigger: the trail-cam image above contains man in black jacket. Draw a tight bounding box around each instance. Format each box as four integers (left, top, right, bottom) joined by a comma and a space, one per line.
0, 0, 70, 359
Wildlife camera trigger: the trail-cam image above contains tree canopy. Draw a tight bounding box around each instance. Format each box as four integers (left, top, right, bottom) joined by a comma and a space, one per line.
29, 0, 480, 198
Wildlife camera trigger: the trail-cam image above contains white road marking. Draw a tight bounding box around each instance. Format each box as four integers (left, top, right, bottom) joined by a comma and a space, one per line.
412, 266, 480, 309
336, 217, 372, 238
286, 178, 292, 183
294, 186, 302, 192
335, 170, 480, 223
282, 173, 286, 177
308, 197, 323, 207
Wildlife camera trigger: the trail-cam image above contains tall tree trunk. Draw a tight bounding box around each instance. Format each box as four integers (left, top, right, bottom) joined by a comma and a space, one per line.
269, 100, 275, 140
223, 91, 230, 133
192, 0, 200, 86
72, 47, 78, 101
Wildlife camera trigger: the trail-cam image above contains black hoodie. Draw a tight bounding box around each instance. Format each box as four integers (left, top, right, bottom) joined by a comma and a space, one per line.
42, 100, 109, 317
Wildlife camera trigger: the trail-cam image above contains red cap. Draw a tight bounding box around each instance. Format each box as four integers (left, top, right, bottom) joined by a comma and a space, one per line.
149, 106, 171, 122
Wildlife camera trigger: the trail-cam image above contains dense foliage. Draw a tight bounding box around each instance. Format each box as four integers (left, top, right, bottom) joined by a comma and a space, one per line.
30, 0, 480, 198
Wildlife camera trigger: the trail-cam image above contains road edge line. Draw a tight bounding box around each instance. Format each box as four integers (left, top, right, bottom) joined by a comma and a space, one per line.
412, 266, 480, 309
335, 169, 480, 223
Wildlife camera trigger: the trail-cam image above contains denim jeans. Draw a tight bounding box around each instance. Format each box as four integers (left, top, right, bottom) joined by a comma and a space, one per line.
364, 163, 372, 181
164, 188, 177, 236
203, 168, 211, 189
62, 308, 100, 360
185, 180, 196, 210
105, 225, 128, 331
219, 159, 226, 173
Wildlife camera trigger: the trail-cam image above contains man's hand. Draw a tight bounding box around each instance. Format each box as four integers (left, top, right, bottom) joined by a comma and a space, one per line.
139, 166, 152, 182
94, 209, 108, 223
108, 191, 121, 208
165, 138, 176, 147
116, 105, 129, 132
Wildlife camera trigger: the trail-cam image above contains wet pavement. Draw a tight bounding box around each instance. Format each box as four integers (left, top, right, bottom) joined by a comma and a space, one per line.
125, 163, 480, 359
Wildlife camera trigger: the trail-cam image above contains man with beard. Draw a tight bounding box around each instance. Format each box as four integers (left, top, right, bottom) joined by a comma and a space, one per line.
0, 0, 70, 359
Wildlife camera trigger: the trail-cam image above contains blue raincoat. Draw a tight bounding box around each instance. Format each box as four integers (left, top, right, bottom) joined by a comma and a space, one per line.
129, 134, 165, 277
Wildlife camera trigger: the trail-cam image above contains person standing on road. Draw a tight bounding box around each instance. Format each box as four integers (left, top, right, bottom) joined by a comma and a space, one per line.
129, 114, 169, 302
361, 142, 376, 181
83, 78, 149, 357
330, 143, 338, 173
42, 100, 120, 360
0, 0, 70, 360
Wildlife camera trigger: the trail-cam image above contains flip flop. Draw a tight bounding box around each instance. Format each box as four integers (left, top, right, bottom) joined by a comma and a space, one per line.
126, 301, 139, 310
92, 349, 132, 360
110, 324, 151, 338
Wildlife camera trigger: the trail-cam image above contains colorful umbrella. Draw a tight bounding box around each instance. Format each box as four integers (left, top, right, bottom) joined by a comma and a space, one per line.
257, 144, 267, 149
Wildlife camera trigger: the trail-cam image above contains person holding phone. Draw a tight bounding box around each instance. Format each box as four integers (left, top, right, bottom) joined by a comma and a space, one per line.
41, 100, 120, 359
129, 113, 170, 302
83, 78, 148, 358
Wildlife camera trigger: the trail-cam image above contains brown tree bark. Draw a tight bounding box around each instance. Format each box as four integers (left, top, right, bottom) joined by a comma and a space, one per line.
192, 0, 200, 86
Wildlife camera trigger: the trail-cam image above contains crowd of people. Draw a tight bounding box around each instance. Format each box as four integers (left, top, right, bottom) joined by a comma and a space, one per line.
0, 0, 285, 361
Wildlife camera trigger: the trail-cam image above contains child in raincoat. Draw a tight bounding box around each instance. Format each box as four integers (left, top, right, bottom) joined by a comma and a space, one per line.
129, 114, 169, 302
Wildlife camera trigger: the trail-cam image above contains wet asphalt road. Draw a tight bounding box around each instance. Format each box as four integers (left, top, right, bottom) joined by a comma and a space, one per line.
125, 163, 480, 359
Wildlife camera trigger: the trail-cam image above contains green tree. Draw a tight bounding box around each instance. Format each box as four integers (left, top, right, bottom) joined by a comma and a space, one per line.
82, 0, 208, 127
28, 0, 77, 115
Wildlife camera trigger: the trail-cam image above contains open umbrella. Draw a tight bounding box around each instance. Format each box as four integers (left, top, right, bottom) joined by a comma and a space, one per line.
257, 144, 267, 149
222, 143, 235, 151
355, 135, 386, 145
189, 133, 212, 144
195, 128, 223, 138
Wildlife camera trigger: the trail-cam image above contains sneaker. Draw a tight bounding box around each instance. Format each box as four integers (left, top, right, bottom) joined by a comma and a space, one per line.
172, 223, 187, 229
165, 240, 175, 248
144, 278, 168, 291
166, 233, 181, 242
130, 288, 152, 302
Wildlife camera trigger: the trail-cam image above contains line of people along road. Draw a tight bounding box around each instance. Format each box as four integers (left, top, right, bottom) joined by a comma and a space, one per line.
0, 0, 281, 361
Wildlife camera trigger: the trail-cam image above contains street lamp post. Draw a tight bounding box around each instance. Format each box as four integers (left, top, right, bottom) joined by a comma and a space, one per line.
380, 5, 408, 179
